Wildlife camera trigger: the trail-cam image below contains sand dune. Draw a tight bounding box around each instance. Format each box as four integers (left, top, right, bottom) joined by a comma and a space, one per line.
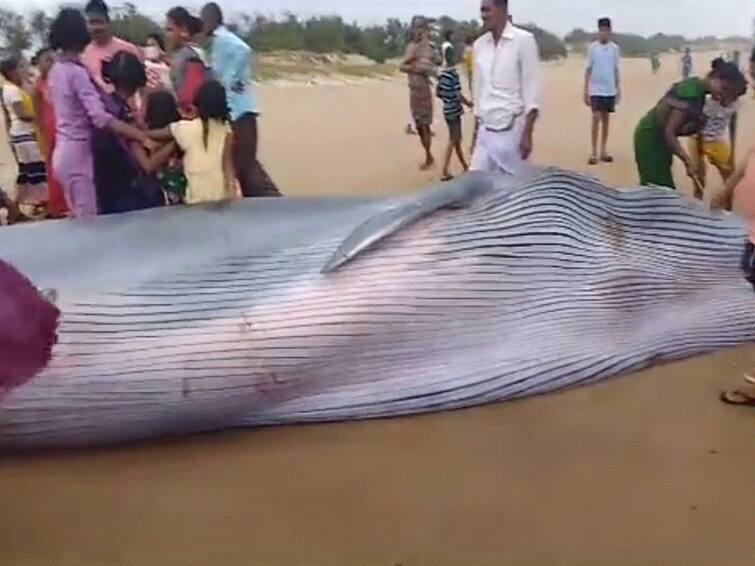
1, 50, 753, 565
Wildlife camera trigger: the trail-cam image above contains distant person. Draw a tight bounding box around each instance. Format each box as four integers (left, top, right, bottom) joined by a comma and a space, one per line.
82, 0, 141, 94
681, 47, 693, 80
441, 30, 454, 64
400, 16, 442, 170
93, 51, 169, 214
148, 80, 236, 205
633, 59, 747, 192
650, 52, 661, 75
1, 57, 48, 218
201, 2, 281, 197
144, 33, 172, 93
32, 47, 68, 218
584, 17, 620, 166
165, 7, 211, 119
471, 0, 540, 175
436, 45, 473, 181
48, 8, 151, 218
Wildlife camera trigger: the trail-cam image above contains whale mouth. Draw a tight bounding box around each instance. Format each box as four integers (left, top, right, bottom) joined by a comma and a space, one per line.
0, 259, 60, 393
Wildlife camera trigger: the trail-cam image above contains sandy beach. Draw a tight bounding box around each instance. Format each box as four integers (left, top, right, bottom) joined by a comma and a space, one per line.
1, 51, 754, 564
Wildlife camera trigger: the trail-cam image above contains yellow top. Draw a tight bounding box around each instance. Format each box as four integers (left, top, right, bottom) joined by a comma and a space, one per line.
170, 119, 231, 205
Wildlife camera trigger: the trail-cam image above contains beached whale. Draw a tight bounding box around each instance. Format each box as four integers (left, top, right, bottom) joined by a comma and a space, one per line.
1, 167, 754, 451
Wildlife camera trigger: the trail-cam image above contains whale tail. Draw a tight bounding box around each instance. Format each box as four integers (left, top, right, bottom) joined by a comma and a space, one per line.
0, 259, 60, 393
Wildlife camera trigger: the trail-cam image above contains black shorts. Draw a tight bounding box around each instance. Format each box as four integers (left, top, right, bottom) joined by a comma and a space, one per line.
445, 117, 462, 143
743, 241, 755, 290
590, 96, 616, 113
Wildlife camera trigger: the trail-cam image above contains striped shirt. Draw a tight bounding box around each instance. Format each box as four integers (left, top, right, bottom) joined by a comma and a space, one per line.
436, 68, 463, 121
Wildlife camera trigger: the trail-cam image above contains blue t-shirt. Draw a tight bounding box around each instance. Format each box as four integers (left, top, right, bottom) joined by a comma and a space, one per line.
209, 26, 257, 120
586, 41, 620, 97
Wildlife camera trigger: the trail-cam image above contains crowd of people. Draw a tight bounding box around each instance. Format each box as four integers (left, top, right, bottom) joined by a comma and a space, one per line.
0, 0, 279, 223
0, 0, 754, 399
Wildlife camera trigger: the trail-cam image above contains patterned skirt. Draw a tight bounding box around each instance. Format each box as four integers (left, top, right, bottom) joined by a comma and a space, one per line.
10, 132, 48, 205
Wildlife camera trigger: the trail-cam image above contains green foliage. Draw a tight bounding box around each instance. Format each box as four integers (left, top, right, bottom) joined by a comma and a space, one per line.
29, 11, 52, 47
565, 28, 692, 57
110, 3, 161, 46
0, 9, 31, 58
519, 23, 567, 60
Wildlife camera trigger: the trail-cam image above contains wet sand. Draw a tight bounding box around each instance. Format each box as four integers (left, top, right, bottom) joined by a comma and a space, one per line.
1, 52, 754, 564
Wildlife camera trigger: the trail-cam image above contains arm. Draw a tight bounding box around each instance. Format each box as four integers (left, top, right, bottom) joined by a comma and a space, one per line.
10, 100, 34, 122
730, 112, 738, 168
399, 43, 417, 74
583, 46, 592, 106
663, 108, 700, 183
713, 145, 753, 209
614, 48, 621, 104
472, 45, 482, 117
519, 34, 541, 159
146, 126, 175, 141
222, 132, 236, 197
129, 140, 177, 174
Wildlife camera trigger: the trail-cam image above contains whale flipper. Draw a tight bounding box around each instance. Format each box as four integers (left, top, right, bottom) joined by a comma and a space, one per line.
321, 171, 497, 274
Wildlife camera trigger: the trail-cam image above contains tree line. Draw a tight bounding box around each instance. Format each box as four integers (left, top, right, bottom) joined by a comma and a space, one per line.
0, 3, 739, 65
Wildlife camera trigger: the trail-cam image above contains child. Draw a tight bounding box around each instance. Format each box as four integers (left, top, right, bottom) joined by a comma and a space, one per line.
688, 63, 740, 190
32, 47, 69, 218
144, 90, 187, 204
1, 57, 48, 219
47, 8, 152, 218
436, 45, 472, 181
93, 51, 171, 214
148, 80, 236, 204
584, 17, 620, 166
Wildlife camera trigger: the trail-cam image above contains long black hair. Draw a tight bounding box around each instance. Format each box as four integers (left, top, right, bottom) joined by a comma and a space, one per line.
193, 80, 229, 148
166, 6, 203, 37
145, 90, 180, 129
50, 8, 91, 52
710, 57, 748, 96
101, 50, 147, 96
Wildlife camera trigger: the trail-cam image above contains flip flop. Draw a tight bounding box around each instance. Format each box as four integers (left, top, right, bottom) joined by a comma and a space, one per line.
744, 373, 755, 385
600, 154, 614, 163
588, 156, 598, 165
720, 390, 755, 406
441, 174, 454, 182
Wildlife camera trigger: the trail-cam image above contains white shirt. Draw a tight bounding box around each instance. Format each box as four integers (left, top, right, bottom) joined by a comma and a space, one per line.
473, 25, 540, 131
1, 83, 34, 138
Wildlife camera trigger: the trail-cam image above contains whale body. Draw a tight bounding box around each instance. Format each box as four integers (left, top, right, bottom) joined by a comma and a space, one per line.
1, 167, 753, 450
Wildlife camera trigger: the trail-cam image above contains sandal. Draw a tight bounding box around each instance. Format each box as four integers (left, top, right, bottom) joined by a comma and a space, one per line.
600, 154, 614, 163
744, 373, 755, 385
588, 156, 598, 165
720, 390, 755, 406
441, 174, 454, 182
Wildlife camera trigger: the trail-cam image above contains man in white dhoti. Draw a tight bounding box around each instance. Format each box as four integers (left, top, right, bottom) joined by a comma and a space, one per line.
471, 0, 540, 175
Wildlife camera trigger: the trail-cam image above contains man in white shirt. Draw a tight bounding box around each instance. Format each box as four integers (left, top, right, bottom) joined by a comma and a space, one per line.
584, 17, 620, 165
471, 0, 540, 175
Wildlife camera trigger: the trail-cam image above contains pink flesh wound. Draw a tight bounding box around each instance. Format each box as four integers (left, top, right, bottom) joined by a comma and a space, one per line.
0, 259, 59, 392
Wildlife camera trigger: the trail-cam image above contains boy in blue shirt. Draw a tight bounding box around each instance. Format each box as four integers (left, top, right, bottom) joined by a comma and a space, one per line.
436, 45, 473, 181
584, 17, 621, 165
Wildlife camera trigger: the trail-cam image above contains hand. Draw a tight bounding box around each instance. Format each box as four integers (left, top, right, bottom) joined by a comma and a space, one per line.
583, 91, 590, 107
143, 138, 157, 152
519, 130, 533, 160
710, 191, 729, 210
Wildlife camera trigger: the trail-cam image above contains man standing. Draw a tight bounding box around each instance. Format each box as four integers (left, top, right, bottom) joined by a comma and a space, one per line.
82, 0, 141, 94
471, 0, 540, 175
200, 3, 281, 197
584, 17, 620, 165
400, 16, 442, 171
